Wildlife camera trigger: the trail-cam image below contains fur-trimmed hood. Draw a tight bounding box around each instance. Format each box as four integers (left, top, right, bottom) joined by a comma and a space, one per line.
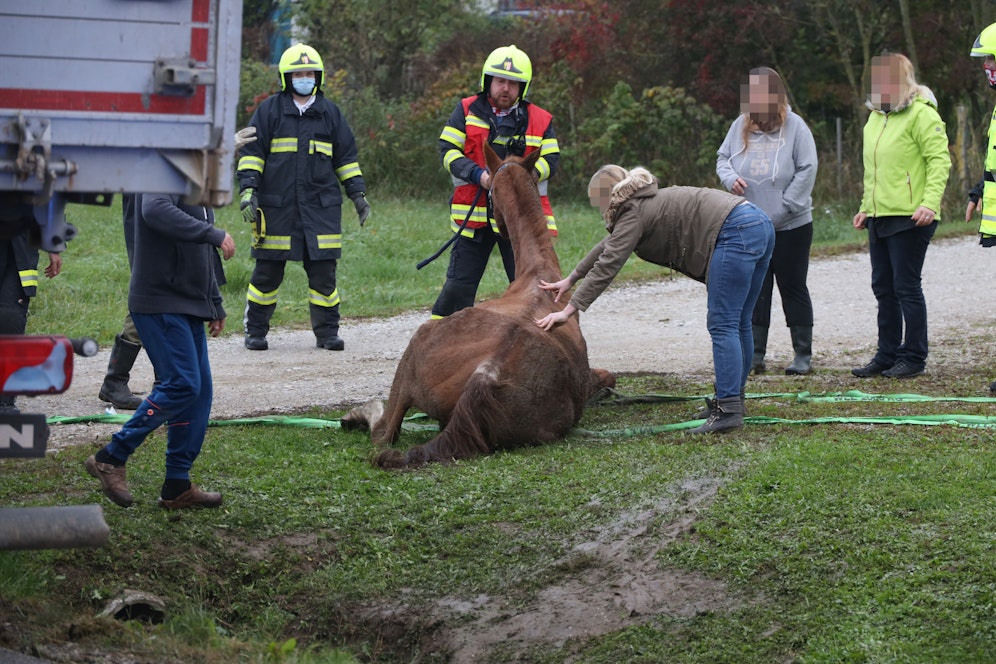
601, 166, 659, 231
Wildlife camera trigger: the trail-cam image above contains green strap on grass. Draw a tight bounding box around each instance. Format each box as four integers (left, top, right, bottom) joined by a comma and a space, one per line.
592, 387, 996, 405
45, 412, 438, 431
44, 390, 996, 436
572, 413, 996, 438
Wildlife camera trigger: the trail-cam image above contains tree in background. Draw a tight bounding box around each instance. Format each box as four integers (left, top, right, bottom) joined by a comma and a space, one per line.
239, 1, 996, 205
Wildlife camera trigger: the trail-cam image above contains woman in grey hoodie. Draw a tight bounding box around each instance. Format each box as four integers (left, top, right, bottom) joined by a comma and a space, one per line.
717, 67, 818, 375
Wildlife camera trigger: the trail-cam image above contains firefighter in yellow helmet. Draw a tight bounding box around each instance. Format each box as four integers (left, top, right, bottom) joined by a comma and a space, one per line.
968, 24, 996, 391
429, 44, 560, 318
237, 43, 370, 351
968, 24, 996, 241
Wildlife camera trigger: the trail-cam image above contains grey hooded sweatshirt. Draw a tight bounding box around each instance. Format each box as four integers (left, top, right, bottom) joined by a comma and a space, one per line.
715, 109, 817, 232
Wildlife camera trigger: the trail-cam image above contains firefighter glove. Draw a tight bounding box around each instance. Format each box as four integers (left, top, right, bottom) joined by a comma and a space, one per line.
351, 193, 371, 227
240, 188, 258, 225
234, 126, 257, 151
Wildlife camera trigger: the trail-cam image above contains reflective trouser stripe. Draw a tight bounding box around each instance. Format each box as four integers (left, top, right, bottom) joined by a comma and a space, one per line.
247, 283, 278, 306
308, 288, 340, 308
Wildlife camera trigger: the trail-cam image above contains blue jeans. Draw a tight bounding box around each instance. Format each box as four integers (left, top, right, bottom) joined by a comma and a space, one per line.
104, 312, 213, 480
707, 203, 776, 399
868, 221, 935, 369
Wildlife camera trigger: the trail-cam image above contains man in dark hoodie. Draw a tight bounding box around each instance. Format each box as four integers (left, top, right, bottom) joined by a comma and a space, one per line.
84, 193, 235, 510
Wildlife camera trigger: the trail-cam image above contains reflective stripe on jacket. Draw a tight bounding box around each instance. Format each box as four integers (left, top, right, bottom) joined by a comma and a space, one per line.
237, 92, 365, 261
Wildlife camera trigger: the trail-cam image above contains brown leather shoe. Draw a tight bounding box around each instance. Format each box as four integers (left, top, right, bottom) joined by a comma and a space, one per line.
84, 455, 134, 508
158, 485, 223, 510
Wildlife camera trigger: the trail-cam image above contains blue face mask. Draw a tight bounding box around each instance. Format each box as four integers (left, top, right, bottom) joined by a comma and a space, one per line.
292, 77, 316, 96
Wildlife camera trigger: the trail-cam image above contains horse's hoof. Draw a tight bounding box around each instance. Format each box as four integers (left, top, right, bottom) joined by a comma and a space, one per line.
341, 400, 384, 433
340, 414, 366, 432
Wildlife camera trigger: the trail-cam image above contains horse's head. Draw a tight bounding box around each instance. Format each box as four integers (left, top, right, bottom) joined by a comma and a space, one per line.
484, 143, 542, 239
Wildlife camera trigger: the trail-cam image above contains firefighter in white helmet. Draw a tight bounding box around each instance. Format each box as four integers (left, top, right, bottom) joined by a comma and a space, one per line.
237, 43, 370, 351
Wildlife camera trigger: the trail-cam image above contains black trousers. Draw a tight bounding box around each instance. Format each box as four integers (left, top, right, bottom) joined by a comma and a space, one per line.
245, 257, 338, 339
751, 223, 814, 328
430, 229, 515, 317
868, 220, 935, 369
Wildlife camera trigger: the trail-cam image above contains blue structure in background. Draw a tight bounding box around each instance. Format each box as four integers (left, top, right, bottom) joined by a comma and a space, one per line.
269, 3, 292, 64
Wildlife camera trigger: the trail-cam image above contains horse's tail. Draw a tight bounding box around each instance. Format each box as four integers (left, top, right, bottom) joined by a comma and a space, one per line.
375, 360, 504, 470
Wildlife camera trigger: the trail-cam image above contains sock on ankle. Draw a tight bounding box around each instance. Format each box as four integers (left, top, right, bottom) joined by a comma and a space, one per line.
95, 448, 127, 467
160, 479, 192, 501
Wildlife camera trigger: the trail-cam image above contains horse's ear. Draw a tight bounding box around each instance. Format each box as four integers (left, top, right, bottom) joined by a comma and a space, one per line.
484, 142, 501, 174
521, 148, 541, 177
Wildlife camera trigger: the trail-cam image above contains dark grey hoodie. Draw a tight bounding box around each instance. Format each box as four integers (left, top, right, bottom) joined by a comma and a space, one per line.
128, 193, 226, 322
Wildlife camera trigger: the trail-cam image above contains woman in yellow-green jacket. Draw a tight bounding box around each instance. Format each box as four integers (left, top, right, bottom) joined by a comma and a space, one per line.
852, 52, 951, 379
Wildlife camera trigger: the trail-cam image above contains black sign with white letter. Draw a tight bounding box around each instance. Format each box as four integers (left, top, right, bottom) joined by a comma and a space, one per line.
0, 414, 49, 458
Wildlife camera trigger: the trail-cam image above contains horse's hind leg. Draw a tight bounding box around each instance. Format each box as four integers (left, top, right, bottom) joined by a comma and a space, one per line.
340, 400, 385, 432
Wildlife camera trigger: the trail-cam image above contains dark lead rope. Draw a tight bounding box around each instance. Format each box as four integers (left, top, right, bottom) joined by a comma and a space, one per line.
416, 186, 485, 270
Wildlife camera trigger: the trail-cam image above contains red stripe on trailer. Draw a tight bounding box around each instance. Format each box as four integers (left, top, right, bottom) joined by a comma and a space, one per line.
0, 88, 207, 115
191, 0, 210, 23
191, 27, 209, 61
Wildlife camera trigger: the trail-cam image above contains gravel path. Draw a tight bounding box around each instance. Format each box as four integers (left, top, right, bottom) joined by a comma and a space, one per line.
34, 234, 993, 449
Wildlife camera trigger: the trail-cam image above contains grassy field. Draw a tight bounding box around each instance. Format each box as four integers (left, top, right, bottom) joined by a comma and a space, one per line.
3, 195, 993, 663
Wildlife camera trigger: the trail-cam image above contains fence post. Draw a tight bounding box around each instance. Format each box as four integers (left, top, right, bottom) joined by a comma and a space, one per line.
836, 117, 843, 199
956, 104, 970, 198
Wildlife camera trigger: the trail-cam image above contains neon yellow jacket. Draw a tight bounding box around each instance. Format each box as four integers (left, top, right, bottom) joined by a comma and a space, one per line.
859, 95, 950, 219
978, 105, 996, 236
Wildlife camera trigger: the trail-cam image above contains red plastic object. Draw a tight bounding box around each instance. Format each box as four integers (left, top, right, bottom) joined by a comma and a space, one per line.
0, 335, 74, 395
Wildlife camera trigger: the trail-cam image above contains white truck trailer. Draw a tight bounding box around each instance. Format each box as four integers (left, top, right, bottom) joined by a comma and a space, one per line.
0, 0, 244, 252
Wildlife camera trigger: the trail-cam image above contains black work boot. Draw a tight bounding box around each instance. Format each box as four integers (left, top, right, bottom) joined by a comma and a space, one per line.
98, 335, 144, 409
245, 299, 274, 351
0, 395, 18, 416
689, 396, 744, 434
244, 334, 269, 350
751, 324, 768, 374
312, 303, 344, 350
317, 335, 345, 351
785, 325, 813, 376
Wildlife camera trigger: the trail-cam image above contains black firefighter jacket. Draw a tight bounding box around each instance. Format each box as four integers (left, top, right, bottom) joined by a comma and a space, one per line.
238, 91, 366, 261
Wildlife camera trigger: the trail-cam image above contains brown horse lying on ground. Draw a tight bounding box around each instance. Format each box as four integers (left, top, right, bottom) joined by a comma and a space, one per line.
342, 144, 615, 469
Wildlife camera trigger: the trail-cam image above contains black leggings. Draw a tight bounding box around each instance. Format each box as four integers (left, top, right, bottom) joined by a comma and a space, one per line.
751, 223, 813, 328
